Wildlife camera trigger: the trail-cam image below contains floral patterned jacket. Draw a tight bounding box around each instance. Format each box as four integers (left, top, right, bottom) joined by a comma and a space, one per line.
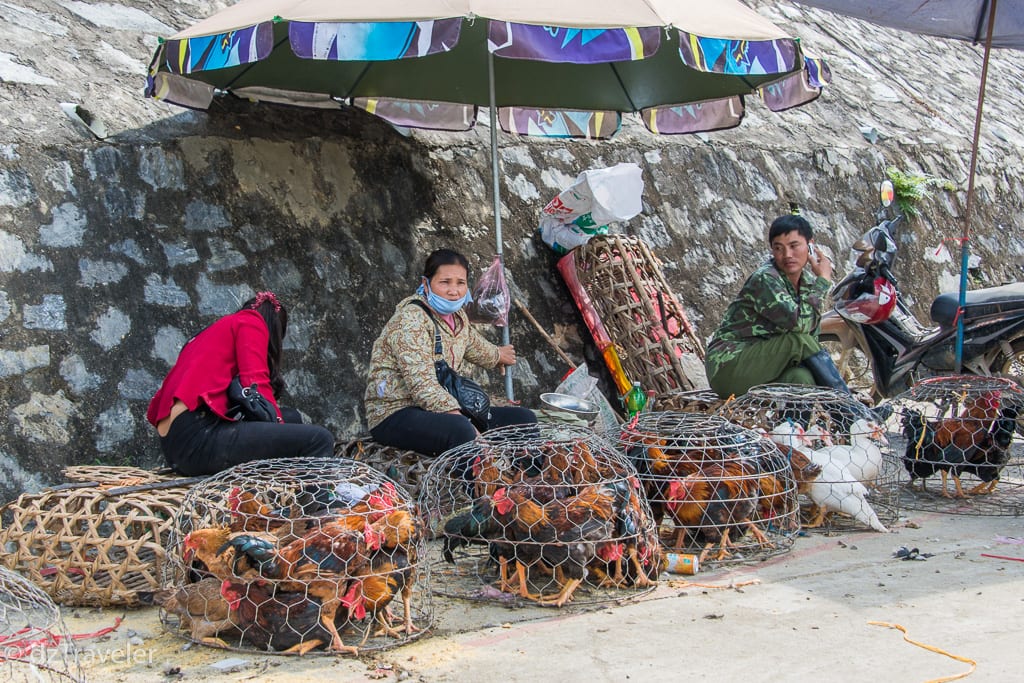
363, 294, 501, 429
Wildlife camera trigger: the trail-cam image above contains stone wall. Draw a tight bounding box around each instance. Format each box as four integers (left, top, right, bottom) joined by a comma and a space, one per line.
2, 0, 1024, 501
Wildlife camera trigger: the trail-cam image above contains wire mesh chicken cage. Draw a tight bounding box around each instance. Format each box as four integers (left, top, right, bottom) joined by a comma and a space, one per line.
421, 423, 662, 607
611, 412, 799, 566
715, 384, 897, 533
161, 457, 430, 656
888, 375, 1024, 516
0, 566, 83, 683
657, 389, 725, 414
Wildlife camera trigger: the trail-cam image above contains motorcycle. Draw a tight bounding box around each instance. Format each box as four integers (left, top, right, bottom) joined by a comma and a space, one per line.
819, 180, 1024, 398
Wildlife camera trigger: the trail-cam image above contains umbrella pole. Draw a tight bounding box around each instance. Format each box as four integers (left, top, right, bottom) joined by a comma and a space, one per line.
488, 50, 514, 401
956, 0, 998, 372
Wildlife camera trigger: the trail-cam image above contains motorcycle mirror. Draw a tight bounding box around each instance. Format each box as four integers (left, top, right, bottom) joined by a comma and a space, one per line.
880, 179, 895, 208
874, 231, 889, 252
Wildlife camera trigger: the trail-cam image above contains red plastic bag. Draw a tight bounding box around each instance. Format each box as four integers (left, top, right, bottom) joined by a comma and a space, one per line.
466, 256, 510, 327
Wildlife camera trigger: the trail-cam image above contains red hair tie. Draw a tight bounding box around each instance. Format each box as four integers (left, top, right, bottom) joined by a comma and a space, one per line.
251, 291, 282, 312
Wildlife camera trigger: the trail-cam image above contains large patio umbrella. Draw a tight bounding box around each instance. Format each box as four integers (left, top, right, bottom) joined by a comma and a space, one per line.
794, 0, 1022, 369
146, 0, 832, 397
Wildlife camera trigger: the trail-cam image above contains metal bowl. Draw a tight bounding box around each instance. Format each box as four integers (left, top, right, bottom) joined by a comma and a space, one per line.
539, 392, 600, 418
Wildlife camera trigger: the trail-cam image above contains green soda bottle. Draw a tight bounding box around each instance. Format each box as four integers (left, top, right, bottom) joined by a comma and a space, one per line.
624, 381, 647, 417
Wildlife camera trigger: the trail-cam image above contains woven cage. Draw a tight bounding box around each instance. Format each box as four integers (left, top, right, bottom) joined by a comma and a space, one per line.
421, 423, 662, 607
612, 412, 798, 565
335, 436, 435, 502
162, 457, 430, 656
889, 375, 1024, 515
716, 384, 897, 533
0, 467, 200, 606
0, 565, 83, 683
573, 234, 707, 394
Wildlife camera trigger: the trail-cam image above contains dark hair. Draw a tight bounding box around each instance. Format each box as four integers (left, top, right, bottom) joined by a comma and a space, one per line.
768, 214, 813, 244
239, 294, 288, 397
423, 248, 470, 280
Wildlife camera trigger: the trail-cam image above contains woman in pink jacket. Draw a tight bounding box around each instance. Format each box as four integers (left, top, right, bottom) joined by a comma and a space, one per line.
148, 291, 334, 475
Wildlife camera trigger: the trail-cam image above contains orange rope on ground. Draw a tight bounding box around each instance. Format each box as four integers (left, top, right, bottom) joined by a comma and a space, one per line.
868, 621, 976, 683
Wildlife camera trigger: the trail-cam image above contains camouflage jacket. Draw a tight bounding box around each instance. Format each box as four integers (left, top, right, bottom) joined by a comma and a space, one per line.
364, 294, 501, 429
705, 259, 830, 370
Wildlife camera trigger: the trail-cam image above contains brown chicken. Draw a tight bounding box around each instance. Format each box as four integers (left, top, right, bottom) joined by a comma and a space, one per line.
348, 550, 417, 645
664, 458, 768, 562
152, 577, 236, 647
219, 579, 330, 654
223, 519, 382, 653
182, 527, 236, 581
903, 391, 1004, 497
588, 477, 662, 588
494, 483, 616, 606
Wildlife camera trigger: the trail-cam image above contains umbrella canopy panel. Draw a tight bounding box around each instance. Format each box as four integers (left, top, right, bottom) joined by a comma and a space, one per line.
157, 21, 800, 111
795, 0, 1024, 49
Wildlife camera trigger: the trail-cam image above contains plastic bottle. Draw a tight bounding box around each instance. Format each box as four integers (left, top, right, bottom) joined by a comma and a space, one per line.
623, 381, 647, 417
642, 390, 656, 413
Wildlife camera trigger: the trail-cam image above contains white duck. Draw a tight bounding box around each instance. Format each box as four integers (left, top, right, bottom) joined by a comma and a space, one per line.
806, 459, 889, 532
810, 418, 888, 486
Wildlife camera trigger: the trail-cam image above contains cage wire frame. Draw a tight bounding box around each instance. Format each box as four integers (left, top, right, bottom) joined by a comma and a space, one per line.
335, 435, 435, 502
0, 566, 83, 683
890, 375, 1024, 516
0, 468, 199, 607
612, 412, 799, 565
161, 457, 431, 656
657, 389, 725, 414
716, 383, 898, 533
420, 423, 663, 608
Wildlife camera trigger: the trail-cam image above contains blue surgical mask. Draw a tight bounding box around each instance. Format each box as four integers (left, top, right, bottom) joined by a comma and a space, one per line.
417, 279, 473, 315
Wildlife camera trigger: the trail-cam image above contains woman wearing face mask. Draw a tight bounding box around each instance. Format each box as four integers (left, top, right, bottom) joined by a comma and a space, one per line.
364, 248, 536, 456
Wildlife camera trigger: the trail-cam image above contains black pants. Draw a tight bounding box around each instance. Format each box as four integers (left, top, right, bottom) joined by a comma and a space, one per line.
160, 407, 336, 476
370, 405, 537, 458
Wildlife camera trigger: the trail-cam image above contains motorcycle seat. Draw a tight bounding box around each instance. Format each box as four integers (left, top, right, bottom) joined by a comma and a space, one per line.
930, 283, 1024, 326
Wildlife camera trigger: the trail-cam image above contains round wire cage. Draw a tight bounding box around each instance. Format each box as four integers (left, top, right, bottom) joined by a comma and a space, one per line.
612, 412, 799, 565
160, 457, 431, 656
657, 389, 725, 414
420, 423, 662, 607
889, 375, 1024, 515
716, 383, 897, 533
0, 566, 83, 683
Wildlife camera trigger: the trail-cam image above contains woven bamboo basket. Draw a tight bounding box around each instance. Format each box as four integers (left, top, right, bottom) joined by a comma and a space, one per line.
0, 467, 202, 607
573, 234, 708, 394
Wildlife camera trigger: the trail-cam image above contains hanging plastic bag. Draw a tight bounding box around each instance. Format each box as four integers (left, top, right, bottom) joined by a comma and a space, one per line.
540, 162, 644, 225
466, 256, 510, 327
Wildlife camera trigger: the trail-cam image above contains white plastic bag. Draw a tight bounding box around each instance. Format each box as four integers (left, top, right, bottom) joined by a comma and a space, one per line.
538, 216, 600, 255
541, 162, 644, 226
554, 363, 621, 434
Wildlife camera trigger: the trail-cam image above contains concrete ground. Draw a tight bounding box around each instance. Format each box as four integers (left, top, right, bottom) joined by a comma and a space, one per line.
42, 509, 1024, 683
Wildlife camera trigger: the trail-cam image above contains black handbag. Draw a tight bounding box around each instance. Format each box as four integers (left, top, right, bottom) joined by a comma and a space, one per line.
226, 376, 278, 422
407, 301, 491, 430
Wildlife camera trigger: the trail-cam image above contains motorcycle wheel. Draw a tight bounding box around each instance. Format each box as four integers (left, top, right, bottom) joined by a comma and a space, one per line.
820, 338, 877, 398
993, 338, 1024, 387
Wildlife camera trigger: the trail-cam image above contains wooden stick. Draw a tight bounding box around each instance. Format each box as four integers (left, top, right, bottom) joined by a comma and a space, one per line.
513, 299, 577, 369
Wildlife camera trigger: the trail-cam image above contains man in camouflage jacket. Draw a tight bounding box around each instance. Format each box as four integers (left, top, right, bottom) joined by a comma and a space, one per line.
705, 214, 838, 398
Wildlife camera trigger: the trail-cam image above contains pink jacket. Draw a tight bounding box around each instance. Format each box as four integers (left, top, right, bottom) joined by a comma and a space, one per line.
147, 309, 281, 425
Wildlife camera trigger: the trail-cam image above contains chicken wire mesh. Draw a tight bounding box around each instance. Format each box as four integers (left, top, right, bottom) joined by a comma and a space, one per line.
421, 423, 663, 607
889, 376, 1024, 515
161, 457, 429, 656
716, 384, 896, 533
0, 566, 83, 683
613, 412, 799, 565
335, 435, 436, 502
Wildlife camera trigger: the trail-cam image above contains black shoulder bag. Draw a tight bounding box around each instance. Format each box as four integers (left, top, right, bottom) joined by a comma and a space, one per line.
407, 300, 491, 431
226, 376, 278, 422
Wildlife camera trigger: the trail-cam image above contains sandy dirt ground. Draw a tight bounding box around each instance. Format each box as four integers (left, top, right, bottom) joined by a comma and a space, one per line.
26, 510, 1020, 683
